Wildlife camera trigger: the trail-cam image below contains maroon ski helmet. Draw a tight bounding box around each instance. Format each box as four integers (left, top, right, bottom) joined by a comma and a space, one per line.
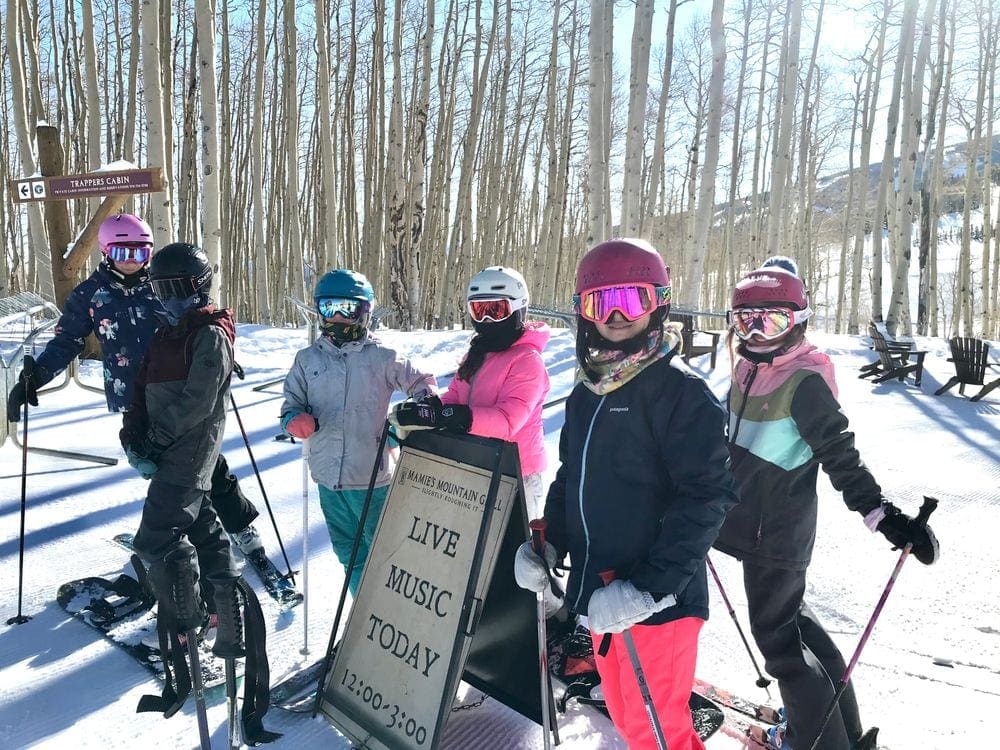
731, 267, 809, 311
574, 238, 671, 293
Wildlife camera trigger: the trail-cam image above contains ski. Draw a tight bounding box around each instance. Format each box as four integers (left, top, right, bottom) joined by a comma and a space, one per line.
270, 659, 325, 712
693, 677, 782, 724
112, 532, 303, 610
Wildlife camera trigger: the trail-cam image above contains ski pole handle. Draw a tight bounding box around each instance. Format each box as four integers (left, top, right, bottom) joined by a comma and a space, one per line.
530, 518, 547, 556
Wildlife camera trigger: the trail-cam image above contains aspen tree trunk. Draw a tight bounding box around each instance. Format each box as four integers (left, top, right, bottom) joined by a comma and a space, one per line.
725, 0, 752, 294
794, 0, 824, 285
930, 13, 955, 337
178, 34, 200, 244
407, 0, 435, 319
284, 0, 304, 303
621, 0, 654, 236
765, 0, 801, 257
250, 0, 269, 322
7, 0, 54, 301
684, 0, 726, 307
979, 16, 996, 335
958, 117, 976, 335
848, 2, 888, 333
587, 0, 612, 245
195, 0, 222, 298
81, 0, 103, 233
314, 0, 338, 271
749, 0, 776, 261
836, 67, 865, 332
871, 0, 916, 324
913, 0, 946, 335
645, 0, 679, 221
887, 0, 932, 335
141, 0, 173, 238
385, 0, 410, 325
124, 1, 141, 163
440, 0, 496, 325
534, 2, 562, 297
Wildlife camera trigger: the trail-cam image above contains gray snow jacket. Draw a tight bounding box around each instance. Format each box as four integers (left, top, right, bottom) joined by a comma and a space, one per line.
280, 334, 436, 490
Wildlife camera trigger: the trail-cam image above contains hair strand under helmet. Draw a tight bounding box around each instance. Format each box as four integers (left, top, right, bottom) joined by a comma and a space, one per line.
98, 214, 153, 253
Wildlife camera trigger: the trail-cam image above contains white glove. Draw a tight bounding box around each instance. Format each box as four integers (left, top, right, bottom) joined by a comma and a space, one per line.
587, 579, 676, 634
514, 540, 558, 593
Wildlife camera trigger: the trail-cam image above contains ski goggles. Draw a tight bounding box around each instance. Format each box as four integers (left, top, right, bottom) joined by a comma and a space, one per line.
105, 244, 152, 264
316, 296, 370, 322
728, 306, 812, 341
573, 283, 671, 324
467, 296, 527, 323
151, 276, 201, 301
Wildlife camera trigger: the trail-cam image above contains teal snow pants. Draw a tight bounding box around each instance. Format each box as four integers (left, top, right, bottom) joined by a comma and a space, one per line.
317, 484, 389, 595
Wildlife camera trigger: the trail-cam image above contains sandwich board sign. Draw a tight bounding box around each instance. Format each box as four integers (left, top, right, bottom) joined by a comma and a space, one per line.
317, 430, 543, 749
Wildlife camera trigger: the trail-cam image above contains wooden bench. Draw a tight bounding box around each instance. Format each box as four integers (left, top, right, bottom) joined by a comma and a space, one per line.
669, 313, 721, 370
859, 322, 927, 388
934, 336, 1000, 402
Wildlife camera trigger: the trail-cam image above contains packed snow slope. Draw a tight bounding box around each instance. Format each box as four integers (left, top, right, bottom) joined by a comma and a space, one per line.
1, 324, 998, 749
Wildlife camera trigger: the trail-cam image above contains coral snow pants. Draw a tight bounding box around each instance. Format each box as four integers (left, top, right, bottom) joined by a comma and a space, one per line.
592, 616, 706, 750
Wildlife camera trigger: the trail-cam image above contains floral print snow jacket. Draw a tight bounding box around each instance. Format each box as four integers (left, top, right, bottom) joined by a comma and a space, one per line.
35, 262, 162, 412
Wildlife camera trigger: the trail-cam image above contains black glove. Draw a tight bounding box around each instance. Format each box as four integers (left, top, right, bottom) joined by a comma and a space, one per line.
6, 357, 51, 422
877, 504, 940, 565
390, 394, 472, 433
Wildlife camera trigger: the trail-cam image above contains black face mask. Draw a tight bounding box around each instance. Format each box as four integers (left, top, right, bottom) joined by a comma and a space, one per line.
103, 259, 148, 289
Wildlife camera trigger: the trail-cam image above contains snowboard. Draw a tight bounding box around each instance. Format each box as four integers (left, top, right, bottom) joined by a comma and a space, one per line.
270, 658, 325, 713
57, 573, 231, 689
113, 532, 303, 610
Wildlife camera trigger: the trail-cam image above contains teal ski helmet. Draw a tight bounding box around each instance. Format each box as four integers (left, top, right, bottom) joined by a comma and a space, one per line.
313, 269, 375, 343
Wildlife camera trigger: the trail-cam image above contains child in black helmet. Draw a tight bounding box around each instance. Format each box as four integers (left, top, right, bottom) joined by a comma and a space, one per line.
121, 242, 243, 656
714, 257, 939, 750
515, 238, 738, 750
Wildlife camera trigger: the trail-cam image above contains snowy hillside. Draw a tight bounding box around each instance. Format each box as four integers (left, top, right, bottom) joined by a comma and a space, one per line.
1, 324, 998, 749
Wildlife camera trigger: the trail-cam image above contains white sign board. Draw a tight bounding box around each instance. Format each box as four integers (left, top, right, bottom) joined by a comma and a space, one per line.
319, 446, 517, 749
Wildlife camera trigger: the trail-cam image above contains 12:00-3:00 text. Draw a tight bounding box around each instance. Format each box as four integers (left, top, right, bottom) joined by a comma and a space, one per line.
341, 668, 428, 744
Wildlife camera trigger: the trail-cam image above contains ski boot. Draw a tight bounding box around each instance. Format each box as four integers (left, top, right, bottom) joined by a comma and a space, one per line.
230, 524, 264, 555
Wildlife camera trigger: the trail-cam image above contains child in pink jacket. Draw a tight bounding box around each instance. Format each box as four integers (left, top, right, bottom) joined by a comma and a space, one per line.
391, 266, 550, 515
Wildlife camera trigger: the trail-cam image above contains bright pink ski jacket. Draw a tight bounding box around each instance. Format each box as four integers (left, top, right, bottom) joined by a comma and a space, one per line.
441, 321, 551, 476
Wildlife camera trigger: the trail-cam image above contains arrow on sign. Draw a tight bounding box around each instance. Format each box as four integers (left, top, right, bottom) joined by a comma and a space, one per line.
18, 182, 31, 199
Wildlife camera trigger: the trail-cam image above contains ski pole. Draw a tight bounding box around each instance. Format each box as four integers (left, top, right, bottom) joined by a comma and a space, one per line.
7, 355, 35, 626
300, 438, 310, 657
228, 384, 296, 583
809, 496, 938, 750
530, 519, 557, 749
599, 569, 667, 750
225, 656, 242, 749
312, 422, 391, 718
185, 631, 212, 750
706, 555, 771, 693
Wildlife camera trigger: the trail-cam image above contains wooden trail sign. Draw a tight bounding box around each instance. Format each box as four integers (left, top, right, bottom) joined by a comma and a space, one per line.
10, 167, 163, 203
318, 430, 542, 749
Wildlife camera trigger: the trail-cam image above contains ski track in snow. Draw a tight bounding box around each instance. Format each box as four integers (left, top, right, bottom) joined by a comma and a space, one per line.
1, 326, 998, 749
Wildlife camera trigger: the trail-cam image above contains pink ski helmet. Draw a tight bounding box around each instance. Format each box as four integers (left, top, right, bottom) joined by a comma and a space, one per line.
731, 267, 809, 311
98, 214, 153, 254
574, 238, 671, 293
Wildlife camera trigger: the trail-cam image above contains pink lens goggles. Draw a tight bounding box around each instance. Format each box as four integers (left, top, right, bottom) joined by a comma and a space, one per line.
105, 244, 152, 264
729, 306, 812, 340
573, 283, 671, 324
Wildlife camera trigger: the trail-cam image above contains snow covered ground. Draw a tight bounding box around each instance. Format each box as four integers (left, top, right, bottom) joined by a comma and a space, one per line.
1, 323, 998, 749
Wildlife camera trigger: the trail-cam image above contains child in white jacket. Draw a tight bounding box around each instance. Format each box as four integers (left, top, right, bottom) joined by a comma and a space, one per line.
281, 270, 436, 594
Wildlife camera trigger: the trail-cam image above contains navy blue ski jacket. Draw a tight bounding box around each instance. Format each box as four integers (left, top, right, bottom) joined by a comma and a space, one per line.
35, 262, 162, 412
543, 351, 739, 624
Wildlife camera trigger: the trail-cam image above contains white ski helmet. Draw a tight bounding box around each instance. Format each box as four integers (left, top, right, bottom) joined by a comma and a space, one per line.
466, 266, 529, 306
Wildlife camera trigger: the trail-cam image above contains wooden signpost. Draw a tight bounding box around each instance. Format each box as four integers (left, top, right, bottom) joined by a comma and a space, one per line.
317, 430, 544, 750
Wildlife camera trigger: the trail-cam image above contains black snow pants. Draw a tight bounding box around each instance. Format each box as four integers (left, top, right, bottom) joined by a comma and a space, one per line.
743, 562, 863, 750
210, 453, 259, 534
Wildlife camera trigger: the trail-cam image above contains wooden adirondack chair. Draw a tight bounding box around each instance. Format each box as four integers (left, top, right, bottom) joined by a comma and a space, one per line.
934, 337, 1000, 402
859, 320, 914, 378
669, 312, 721, 370
864, 324, 927, 388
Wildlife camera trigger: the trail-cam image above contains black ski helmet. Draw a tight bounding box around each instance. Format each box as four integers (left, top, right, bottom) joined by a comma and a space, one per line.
149, 243, 213, 300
